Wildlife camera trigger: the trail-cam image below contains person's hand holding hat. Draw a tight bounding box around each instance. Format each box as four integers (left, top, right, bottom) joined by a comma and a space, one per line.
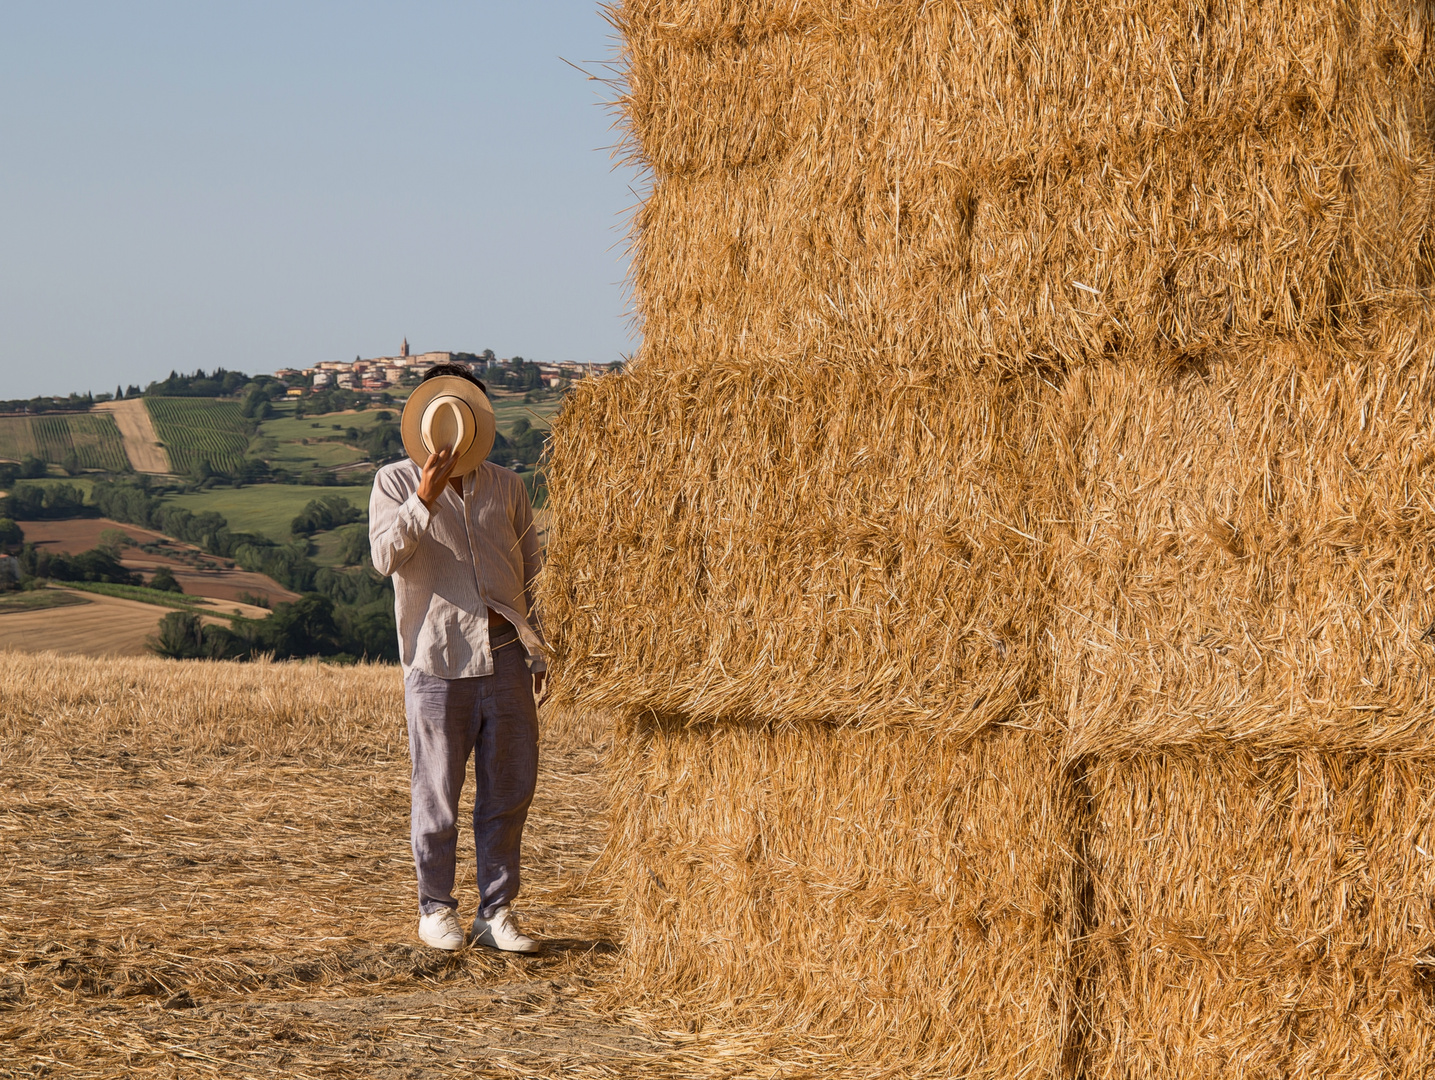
401, 373, 497, 507
417, 445, 459, 509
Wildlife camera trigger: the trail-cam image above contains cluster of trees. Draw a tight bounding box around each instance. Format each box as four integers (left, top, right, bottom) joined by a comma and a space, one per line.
356, 412, 404, 464
0, 391, 98, 414
291, 494, 363, 537
142, 368, 253, 397
489, 417, 548, 469
0, 482, 95, 521
292, 387, 389, 418
239, 379, 289, 421
89, 479, 396, 661
487, 357, 545, 394
149, 593, 393, 663
0, 517, 22, 549
14, 544, 138, 585
0, 460, 49, 487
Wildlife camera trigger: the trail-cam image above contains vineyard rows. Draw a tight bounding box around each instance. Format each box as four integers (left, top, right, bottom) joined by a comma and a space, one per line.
0, 414, 129, 472
144, 398, 250, 476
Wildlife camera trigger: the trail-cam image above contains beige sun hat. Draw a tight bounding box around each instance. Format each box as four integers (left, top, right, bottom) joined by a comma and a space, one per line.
400, 375, 496, 476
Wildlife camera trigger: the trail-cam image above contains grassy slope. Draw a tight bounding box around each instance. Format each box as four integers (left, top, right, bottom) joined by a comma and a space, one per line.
253, 405, 393, 471
164, 484, 369, 541
59, 580, 214, 611
309, 522, 368, 567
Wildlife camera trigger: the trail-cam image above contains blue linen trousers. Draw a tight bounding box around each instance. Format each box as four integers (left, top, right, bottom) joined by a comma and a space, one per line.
404, 625, 539, 919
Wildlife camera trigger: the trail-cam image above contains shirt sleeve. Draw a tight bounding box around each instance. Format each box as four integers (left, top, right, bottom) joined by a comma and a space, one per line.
368, 469, 433, 577
512, 477, 547, 673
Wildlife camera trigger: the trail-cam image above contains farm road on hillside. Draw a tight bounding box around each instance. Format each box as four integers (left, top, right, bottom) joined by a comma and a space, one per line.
94, 399, 171, 474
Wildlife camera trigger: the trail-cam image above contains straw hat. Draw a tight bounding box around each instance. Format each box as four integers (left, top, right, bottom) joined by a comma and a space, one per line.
400, 375, 496, 475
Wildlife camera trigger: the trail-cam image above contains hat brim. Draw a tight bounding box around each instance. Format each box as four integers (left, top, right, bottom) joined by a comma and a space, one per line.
400, 376, 496, 475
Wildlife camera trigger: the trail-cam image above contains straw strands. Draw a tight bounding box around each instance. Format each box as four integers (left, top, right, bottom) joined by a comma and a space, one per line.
0, 652, 735, 1078
539, 1, 1435, 1074
1085, 750, 1435, 1076
605, 718, 1073, 1078
616, 0, 1435, 372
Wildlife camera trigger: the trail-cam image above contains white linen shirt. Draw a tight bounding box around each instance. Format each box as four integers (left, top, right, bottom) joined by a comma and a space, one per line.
369, 459, 548, 679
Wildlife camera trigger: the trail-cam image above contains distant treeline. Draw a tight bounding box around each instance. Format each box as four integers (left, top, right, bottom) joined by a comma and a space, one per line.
0, 392, 100, 415
142, 368, 253, 397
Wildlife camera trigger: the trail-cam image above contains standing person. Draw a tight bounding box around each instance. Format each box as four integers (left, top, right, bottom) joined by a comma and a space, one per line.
369, 363, 548, 953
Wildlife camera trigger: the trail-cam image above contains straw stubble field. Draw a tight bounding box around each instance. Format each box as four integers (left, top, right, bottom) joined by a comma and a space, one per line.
0, 653, 801, 1079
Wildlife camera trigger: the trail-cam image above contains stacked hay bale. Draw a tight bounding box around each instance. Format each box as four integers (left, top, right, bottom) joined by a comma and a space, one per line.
545, 1, 1435, 1073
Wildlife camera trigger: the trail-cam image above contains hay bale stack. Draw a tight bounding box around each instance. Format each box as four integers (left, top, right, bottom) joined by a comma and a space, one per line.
1043, 340, 1435, 758
545, 362, 1048, 731
544, 1, 1435, 1071
608, 720, 1072, 1075
1085, 751, 1435, 1075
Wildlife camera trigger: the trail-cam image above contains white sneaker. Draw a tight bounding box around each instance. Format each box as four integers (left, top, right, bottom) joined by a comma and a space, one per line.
417, 908, 465, 951
470, 906, 539, 953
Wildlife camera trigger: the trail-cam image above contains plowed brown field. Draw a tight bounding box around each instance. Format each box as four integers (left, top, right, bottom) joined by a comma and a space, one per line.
18, 518, 301, 606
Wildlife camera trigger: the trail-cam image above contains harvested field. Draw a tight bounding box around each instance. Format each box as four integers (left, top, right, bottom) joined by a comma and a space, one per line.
0, 590, 217, 657
0, 654, 786, 1077
95, 399, 171, 475
14, 517, 166, 551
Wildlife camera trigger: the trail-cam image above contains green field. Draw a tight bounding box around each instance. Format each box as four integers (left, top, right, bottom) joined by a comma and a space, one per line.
253, 393, 561, 476
164, 484, 369, 542
488, 390, 562, 436
0, 414, 128, 471
145, 398, 250, 476
0, 590, 92, 615
59, 581, 214, 611
252, 407, 393, 472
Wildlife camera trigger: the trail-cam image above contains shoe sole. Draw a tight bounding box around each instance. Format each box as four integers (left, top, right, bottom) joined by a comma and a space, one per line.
418, 922, 465, 951
470, 932, 539, 954
419, 936, 465, 951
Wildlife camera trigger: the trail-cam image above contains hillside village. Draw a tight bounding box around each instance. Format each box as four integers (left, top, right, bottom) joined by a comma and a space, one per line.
278, 339, 609, 397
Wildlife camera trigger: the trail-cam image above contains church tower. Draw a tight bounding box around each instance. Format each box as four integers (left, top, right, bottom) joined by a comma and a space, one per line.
400, 337, 409, 358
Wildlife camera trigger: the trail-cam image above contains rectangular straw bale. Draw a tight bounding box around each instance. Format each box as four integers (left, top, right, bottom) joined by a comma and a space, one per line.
543, 358, 1047, 734
1083, 750, 1435, 1078
615, 1, 1435, 374
605, 715, 1073, 1077
1044, 341, 1435, 756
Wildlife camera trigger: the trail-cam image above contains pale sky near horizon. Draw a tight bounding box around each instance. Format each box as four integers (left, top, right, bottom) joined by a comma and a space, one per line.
0, 2, 642, 400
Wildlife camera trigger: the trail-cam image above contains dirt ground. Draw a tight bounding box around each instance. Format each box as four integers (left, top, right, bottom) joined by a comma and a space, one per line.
17, 518, 301, 606
0, 655, 755, 1079
94, 399, 171, 474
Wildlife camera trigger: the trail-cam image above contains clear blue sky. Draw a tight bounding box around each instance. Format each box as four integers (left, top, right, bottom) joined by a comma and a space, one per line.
0, 2, 641, 400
